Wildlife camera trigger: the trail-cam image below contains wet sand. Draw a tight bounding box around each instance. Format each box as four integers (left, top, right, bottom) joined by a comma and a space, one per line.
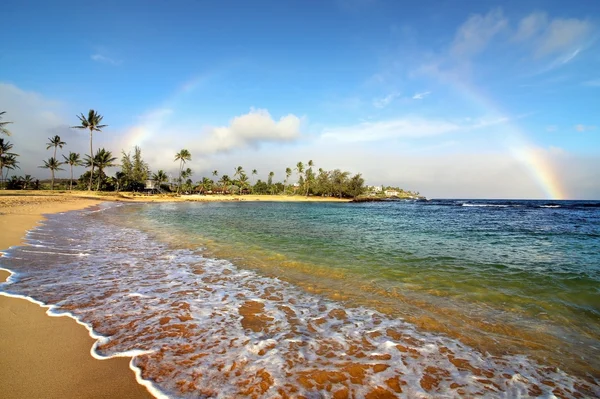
0, 195, 153, 399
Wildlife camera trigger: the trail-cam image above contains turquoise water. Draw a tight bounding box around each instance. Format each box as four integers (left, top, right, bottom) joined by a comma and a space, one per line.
1, 199, 599, 397
132, 200, 600, 372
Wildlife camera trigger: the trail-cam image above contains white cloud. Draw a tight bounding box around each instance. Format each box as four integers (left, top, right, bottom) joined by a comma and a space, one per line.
514, 13, 593, 58
321, 118, 460, 142
320, 114, 516, 144
91, 53, 121, 66
412, 91, 431, 100
201, 108, 302, 153
451, 8, 507, 57
373, 92, 400, 108
0, 83, 99, 176
513, 12, 548, 42
536, 18, 593, 57
574, 124, 596, 132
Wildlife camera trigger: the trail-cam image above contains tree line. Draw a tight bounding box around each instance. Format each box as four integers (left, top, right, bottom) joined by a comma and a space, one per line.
0, 110, 367, 198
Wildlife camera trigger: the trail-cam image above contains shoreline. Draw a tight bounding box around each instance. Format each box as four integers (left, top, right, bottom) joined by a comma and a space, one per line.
0, 196, 154, 399
0, 190, 352, 204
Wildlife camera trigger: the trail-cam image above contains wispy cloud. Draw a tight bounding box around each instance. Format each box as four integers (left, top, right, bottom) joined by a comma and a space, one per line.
91, 53, 121, 66
535, 18, 593, 57
412, 91, 431, 100
574, 124, 596, 132
320, 114, 514, 143
513, 12, 547, 42
373, 92, 400, 108
451, 8, 507, 57
513, 12, 594, 58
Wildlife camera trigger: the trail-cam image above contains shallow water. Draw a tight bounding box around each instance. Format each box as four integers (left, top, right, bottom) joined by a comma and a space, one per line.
1, 200, 599, 398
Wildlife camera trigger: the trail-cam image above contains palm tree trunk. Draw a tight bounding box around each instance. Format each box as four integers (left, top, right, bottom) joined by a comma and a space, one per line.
51, 169, 55, 190
70, 165, 73, 190
88, 130, 94, 191
97, 169, 101, 191
178, 160, 183, 194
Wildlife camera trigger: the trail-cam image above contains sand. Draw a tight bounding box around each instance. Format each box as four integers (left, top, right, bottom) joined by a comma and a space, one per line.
0, 194, 154, 399
0, 190, 347, 398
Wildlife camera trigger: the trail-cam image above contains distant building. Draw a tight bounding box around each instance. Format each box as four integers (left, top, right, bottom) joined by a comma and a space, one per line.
145, 179, 156, 190
385, 190, 399, 197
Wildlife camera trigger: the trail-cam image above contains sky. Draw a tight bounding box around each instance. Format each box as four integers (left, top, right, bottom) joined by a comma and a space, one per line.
1, 0, 599, 199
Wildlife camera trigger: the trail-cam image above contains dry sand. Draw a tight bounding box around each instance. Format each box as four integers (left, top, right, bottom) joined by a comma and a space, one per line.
0, 194, 154, 399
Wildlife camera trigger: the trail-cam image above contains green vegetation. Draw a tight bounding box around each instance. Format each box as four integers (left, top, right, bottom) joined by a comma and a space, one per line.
72, 110, 107, 191
1, 110, 421, 198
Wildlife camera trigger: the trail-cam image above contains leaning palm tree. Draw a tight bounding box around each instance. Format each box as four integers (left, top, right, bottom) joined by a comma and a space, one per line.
39, 157, 63, 190
72, 110, 107, 191
62, 152, 82, 190
174, 149, 191, 193
0, 111, 13, 136
46, 135, 66, 160
91, 148, 117, 191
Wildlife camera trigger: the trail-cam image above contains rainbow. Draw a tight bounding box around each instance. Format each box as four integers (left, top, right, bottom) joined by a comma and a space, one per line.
122, 70, 568, 200
121, 73, 213, 150
428, 69, 567, 199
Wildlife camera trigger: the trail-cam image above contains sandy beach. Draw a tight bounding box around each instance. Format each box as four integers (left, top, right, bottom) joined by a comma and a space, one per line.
0, 191, 347, 399
0, 194, 154, 399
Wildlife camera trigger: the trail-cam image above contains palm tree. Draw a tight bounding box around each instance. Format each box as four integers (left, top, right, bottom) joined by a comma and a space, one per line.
268, 171, 275, 195
284, 167, 292, 194
295, 162, 304, 195
45, 136, 66, 190
212, 170, 218, 178
0, 138, 17, 188
201, 177, 213, 193
0, 111, 12, 136
152, 170, 168, 185
219, 174, 231, 193
22, 174, 33, 190
251, 169, 258, 185
305, 159, 315, 197
62, 152, 82, 190
181, 168, 193, 193
233, 166, 244, 181
238, 173, 249, 195
46, 135, 66, 160
72, 110, 107, 191
91, 148, 117, 191
174, 149, 191, 193
39, 157, 63, 190
1, 154, 19, 188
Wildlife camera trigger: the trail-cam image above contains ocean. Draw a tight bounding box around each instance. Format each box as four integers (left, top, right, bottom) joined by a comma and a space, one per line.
1, 199, 599, 398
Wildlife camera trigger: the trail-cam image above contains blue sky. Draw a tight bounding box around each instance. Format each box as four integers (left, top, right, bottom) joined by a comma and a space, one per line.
2, 0, 599, 198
